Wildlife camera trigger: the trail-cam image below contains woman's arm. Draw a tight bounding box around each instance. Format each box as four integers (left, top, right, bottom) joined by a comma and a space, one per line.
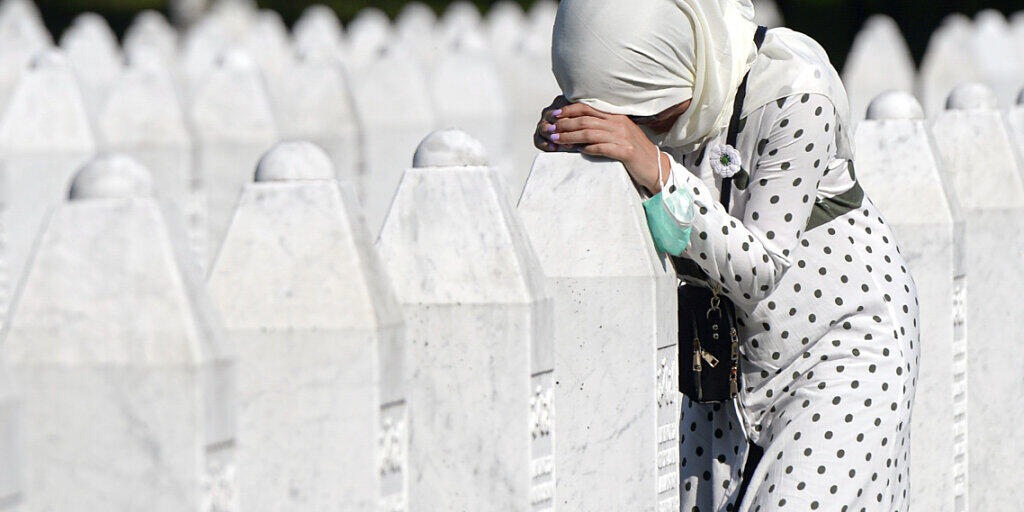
676, 95, 838, 306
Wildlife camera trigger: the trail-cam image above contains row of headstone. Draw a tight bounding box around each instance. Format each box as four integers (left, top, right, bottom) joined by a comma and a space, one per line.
844, 10, 1024, 121
0, 0, 561, 260
854, 84, 1024, 512
0, 127, 679, 511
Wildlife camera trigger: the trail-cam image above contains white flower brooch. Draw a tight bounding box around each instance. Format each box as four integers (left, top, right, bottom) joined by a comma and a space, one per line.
709, 143, 742, 178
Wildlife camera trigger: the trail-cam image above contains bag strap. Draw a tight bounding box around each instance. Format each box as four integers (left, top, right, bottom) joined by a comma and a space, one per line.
719, 25, 768, 211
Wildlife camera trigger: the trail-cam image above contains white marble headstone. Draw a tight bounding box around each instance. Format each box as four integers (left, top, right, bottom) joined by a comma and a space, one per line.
0, 0, 52, 110
348, 42, 434, 235
930, 83, 1024, 512
517, 153, 680, 512
486, 1, 526, 56
292, 4, 346, 64
59, 13, 123, 118
189, 47, 278, 271
842, 16, 916, 121
429, 31, 513, 195
1007, 90, 1024, 181
971, 10, 1024, 109
208, 141, 406, 512
0, 50, 95, 330
857, 91, 967, 512
273, 56, 359, 184
377, 130, 554, 511
437, 0, 482, 48
395, 2, 438, 70
97, 58, 196, 260
347, 7, 392, 68
0, 364, 19, 511
919, 14, 982, 118
123, 9, 177, 65
239, 10, 293, 94
1, 156, 235, 512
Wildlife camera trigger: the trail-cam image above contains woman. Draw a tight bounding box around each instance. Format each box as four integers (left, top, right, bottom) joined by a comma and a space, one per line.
534, 1, 920, 510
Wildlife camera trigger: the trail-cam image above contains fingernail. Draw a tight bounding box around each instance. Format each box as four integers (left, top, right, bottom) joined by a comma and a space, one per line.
553, 109, 562, 117
547, 125, 557, 132
550, 133, 560, 141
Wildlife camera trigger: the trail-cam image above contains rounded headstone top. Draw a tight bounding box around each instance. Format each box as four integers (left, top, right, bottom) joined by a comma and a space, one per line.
255, 141, 335, 182
866, 91, 924, 120
946, 82, 998, 110
69, 154, 154, 200
413, 129, 489, 168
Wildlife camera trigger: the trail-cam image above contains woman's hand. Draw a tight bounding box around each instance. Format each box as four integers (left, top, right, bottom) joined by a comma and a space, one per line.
534, 96, 572, 152
537, 103, 669, 194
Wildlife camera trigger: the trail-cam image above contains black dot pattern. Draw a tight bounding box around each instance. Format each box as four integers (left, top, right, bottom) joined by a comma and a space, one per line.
672, 93, 920, 512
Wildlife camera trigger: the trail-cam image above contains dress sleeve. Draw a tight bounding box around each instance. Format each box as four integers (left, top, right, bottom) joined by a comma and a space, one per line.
672, 94, 838, 306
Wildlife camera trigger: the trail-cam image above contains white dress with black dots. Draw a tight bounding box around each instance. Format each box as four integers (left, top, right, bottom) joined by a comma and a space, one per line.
667, 93, 921, 512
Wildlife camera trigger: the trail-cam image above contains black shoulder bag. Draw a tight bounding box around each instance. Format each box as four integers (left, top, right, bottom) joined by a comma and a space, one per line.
675, 25, 767, 403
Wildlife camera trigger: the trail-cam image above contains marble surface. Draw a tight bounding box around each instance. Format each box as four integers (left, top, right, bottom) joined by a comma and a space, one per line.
348, 44, 434, 236
428, 32, 514, 196
122, 10, 177, 68
0, 50, 95, 331
930, 103, 1024, 512
0, 366, 20, 511
291, 4, 346, 65
377, 148, 553, 511
855, 113, 966, 512
189, 47, 278, 271
0, 0, 52, 114
1, 174, 234, 511
919, 15, 982, 118
1007, 102, 1024, 183
842, 15, 916, 122
59, 13, 122, 118
271, 57, 360, 184
208, 170, 405, 511
517, 153, 680, 512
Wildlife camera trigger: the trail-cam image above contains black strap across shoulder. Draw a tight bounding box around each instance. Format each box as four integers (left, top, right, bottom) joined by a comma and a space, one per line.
719, 25, 767, 211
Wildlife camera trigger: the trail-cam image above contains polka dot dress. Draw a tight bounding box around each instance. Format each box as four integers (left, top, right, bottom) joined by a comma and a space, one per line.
667, 93, 920, 511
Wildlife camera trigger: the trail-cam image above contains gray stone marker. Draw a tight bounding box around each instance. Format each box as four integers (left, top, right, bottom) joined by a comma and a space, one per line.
0, 0, 52, 111
857, 91, 967, 512
930, 83, 1024, 512
273, 56, 360, 184
59, 13, 123, 118
348, 43, 435, 235
1, 155, 235, 512
0, 50, 95, 330
517, 153, 680, 512
0, 365, 19, 511
190, 47, 278, 271
377, 130, 554, 511
208, 141, 406, 512
842, 16, 916, 121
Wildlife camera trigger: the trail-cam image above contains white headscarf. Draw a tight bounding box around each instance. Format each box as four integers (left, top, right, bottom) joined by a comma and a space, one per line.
551, 0, 854, 158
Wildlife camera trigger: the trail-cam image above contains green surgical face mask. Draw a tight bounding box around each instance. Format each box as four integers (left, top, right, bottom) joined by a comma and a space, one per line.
643, 150, 695, 256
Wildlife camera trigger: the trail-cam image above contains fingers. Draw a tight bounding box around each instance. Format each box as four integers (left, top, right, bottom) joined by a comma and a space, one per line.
553, 129, 619, 146
557, 102, 613, 120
